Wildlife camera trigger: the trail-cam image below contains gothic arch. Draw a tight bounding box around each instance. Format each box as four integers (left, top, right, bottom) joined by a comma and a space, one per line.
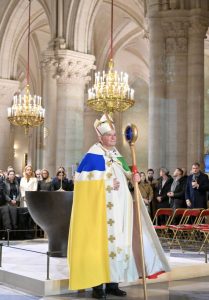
37, 0, 52, 29
0, 0, 51, 80
66, 0, 102, 53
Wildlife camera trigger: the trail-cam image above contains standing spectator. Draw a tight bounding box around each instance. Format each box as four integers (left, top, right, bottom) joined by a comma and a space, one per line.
4, 170, 21, 230
156, 168, 173, 208
7, 166, 21, 183
138, 172, 153, 215
19, 165, 38, 238
38, 169, 54, 191
20, 165, 38, 207
0, 177, 13, 231
167, 168, 186, 210
156, 167, 173, 224
57, 166, 66, 174
147, 169, 155, 184
52, 170, 74, 191
185, 162, 209, 209
35, 169, 42, 181
147, 168, 158, 219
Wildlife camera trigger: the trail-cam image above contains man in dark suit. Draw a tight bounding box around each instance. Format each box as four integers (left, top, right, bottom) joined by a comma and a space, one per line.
167, 168, 187, 210
156, 167, 173, 209
156, 168, 173, 224
185, 162, 209, 209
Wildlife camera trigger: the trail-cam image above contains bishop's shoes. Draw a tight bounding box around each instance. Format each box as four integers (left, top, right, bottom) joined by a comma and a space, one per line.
92, 287, 127, 299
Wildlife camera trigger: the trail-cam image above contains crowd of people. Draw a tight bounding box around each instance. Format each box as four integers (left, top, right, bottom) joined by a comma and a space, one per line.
0, 165, 74, 232
0, 160, 208, 234
134, 162, 209, 223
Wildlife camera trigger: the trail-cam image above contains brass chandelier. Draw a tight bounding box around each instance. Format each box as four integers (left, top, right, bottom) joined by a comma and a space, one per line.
87, 0, 135, 113
8, 0, 45, 134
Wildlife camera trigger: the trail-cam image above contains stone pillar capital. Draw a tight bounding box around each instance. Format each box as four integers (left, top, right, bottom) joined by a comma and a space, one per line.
52, 50, 95, 84
41, 52, 57, 72
188, 19, 208, 37
161, 20, 190, 54
41, 50, 96, 84
162, 20, 190, 38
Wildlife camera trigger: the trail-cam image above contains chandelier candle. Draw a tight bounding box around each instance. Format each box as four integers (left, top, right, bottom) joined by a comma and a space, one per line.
87, 59, 135, 113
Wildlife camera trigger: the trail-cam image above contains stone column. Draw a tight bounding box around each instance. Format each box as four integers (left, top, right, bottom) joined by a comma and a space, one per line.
83, 101, 99, 153
0, 79, 19, 169
162, 21, 189, 172
54, 50, 95, 171
187, 20, 208, 169
41, 53, 58, 175
148, 3, 209, 173
148, 17, 166, 172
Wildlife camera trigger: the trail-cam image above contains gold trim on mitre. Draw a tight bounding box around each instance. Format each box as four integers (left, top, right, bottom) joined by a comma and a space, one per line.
94, 114, 115, 136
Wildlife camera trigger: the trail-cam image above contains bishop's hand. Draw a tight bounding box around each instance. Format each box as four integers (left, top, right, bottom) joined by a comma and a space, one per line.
113, 178, 120, 190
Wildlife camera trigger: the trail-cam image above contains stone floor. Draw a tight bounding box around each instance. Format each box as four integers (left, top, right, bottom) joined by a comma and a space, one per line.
1, 239, 209, 299
1, 278, 209, 300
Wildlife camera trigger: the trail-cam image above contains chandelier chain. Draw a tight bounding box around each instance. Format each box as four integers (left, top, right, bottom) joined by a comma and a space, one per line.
27, 0, 31, 85
87, 0, 135, 113
110, 0, 113, 60
7, 0, 45, 134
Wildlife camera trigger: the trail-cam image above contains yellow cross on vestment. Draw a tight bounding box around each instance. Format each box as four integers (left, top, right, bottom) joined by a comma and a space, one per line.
106, 161, 112, 167
108, 235, 116, 243
107, 202, 113, 209
109, 252, 116, 259
106, 185, 113, 193
87, 172, 94, 180
107, 219, 115, 226
106, 172, 113, 179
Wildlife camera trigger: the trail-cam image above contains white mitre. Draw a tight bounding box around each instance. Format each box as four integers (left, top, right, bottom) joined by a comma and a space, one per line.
94, 114, 115, 136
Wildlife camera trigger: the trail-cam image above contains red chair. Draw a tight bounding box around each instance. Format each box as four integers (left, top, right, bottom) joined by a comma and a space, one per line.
153, 208, 174, 245
195, 209, 209, 228
193, 209, 209, 252
168, 209, 202, 251
199, 228, 209, 253
169, 208, 188, 225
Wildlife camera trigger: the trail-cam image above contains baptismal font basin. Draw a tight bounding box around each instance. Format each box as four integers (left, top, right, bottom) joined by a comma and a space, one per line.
26, 191, 73, 257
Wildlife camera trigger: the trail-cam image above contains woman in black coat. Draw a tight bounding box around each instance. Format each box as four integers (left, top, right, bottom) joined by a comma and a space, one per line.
38, 169, 54, 191
52, 170, 74, 191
